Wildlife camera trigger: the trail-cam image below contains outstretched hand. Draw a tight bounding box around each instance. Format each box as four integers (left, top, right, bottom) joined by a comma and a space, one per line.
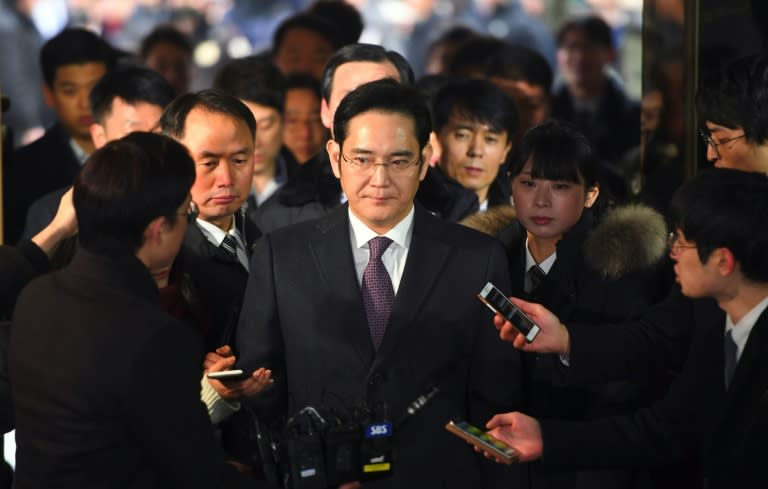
493, 297, 570, 355
481, 412, 543, 463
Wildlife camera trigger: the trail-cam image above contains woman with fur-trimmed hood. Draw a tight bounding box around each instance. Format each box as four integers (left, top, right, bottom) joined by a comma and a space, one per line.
463, 121, 673, 489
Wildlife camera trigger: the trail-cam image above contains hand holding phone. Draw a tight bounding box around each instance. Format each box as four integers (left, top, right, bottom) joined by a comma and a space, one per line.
445, 420, 518, 464
478, 282, 540, 343
207, 369, 251, 381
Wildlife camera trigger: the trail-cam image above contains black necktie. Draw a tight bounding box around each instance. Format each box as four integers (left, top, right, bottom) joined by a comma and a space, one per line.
724, 329, 738, 390
220, 234, 238, 257
362, 237, 394, 351
524, 264, 546, 294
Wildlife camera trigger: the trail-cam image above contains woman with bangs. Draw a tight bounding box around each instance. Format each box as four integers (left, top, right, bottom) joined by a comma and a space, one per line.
500, 120, 672, 489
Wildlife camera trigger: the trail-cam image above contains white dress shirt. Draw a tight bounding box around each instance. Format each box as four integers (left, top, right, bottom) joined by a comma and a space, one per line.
524, 237, 557, 274
195, 218, 249, 271
348, 206, 415, 295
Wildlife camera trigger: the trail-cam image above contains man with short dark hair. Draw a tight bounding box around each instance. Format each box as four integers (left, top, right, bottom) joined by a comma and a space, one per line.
9, 132, 252, 489
433, 78, 518, 210
160, 89, 261, 352
271, 12, 342, 81
6, 27, 119, 243
22, 66, 176, 238
236, 79, 525, 488
213, 55, 299, 211
485, 168, 768, 489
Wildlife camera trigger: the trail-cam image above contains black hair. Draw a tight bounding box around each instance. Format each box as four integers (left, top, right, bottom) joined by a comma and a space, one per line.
509, 120, 599, 188
556, 15, 613, 49
212, 55, 286, 112
415, 74, 452, 123
425, 25, 478, 73
333, 79, 431, 150
484, 44, 554, 92
140, 24, 193, 59
670, 168, 768, 283
160, 89, 256, 142
40, 28, 118, 87
284, 73, 323, 99
432, 78, 519, 139
74, 132, 195, 253
446, 35, 506, 77
89, 66, 176, 124
306, 0, 364, 46
696, 53, 768, 144
272, 12, 343, 54
321, 43, 414, 102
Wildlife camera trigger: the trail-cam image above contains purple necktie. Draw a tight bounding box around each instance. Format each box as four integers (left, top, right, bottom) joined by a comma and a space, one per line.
362, 236, 394, 351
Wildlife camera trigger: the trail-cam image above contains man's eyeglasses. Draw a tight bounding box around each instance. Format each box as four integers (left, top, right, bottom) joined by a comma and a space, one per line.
699, 130, 745, 159
668, 231, 696, 257
339, 152, 421, 176
179, 201, 198, 223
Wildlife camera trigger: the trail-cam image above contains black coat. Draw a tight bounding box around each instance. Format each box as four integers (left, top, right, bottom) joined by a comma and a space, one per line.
236, 204, 526, 488
541, 306, 768, 489
9, 248, 251, 489
5, 124, 81, 244
177, 216, 261, 352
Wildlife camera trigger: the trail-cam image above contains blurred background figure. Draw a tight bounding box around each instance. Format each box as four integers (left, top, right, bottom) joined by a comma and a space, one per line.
140, 24, 195, 95
282, 73, 328, 164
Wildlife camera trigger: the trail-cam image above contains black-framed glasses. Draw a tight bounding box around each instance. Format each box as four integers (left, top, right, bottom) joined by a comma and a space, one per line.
339, 152, 421, 176
668, 231, 696, 257
180, 201, 198, 223
699, 130, 745, 159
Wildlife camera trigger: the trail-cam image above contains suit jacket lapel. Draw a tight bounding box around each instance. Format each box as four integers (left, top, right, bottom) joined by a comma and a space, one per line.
377, 207, 451, 360
308, 206, 374, 367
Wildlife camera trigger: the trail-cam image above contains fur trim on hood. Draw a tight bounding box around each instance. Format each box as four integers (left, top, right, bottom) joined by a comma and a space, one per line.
459, 205, 517, 237
584, 204, 668, 279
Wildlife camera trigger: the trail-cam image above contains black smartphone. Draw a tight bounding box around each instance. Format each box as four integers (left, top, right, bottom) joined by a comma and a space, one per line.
445, 420, 518, 464
207, 369, 250, 381
478, 282, 541, 343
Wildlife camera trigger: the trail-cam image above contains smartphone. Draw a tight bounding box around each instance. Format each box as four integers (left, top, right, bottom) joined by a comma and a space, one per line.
207, 369, 250, 381
445, 420, 518, 464
478, 282, 541, 343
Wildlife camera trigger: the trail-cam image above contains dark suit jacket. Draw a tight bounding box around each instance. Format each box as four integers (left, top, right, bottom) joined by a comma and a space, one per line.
541, 305, 768, 489
178, 216, 261, 351
9, 247, 250, 489
236, 204, 525, 488
5, 124, 81, 244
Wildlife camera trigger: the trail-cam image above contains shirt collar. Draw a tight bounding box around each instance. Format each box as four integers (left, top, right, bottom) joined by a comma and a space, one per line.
524, 237, 557, 274
725, 295, 768, 358
348, 205, 415, 251
69, 138, 90, 165
195, 217, 243, 248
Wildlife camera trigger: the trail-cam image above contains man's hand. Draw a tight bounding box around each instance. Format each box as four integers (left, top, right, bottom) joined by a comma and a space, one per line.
483, 412, 543, 463
31, 187, 78, 257
204, 345, 273, 401
493, 297, 570, 355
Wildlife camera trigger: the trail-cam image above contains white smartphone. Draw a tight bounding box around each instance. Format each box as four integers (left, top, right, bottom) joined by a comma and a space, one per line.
478, 282, 541, 343
445, 420, 518, 464
207, 369, 250, 381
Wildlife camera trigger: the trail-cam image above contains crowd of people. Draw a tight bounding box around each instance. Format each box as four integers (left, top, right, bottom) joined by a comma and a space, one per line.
1, 2, 767, 489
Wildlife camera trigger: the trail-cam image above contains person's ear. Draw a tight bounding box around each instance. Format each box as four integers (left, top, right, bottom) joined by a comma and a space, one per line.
320, 97, 333, 133
715, 247, 738, 277
43, 83, 54, 108
143, 216, 166, 246
419, 143, 433, 181
90, 123, 107, 149
327, 139, 341, 179
584, 185, 600, 208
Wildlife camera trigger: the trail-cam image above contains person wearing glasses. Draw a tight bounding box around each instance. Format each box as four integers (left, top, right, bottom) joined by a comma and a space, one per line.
481, 169, 768, 489
9, 132, 255, 489
235, 79, 526, 488
697, 55, 768, 174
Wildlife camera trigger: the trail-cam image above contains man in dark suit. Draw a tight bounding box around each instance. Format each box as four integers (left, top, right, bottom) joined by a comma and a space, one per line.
236, 80, 525, 488
483, 169, 768, 489
160, 90, 262, 352
5, 28, 118, 244
9, 132, 252, 488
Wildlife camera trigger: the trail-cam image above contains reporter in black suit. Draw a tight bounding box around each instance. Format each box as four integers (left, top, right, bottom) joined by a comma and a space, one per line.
9, 132, 251, 488
484, 169, 768, 489
236, 80, 525, 488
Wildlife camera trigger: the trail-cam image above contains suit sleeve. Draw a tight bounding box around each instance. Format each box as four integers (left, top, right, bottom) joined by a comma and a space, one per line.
235, 235, 288, 420
0, 241, 50, 320
566, 287, 696, 387
124, 321, 252, 489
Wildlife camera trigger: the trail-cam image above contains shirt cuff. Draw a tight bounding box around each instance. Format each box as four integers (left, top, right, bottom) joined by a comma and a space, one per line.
200, 376, 240, 424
